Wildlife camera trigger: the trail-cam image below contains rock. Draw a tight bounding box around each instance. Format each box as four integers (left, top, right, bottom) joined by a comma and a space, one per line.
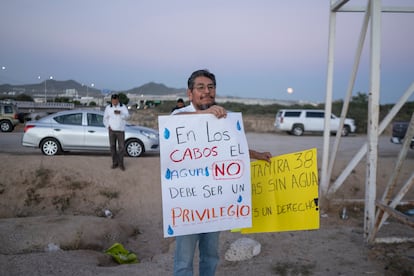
224, 237, 261, 262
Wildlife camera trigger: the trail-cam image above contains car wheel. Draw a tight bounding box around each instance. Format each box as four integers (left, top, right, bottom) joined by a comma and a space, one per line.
40, 138, 61, 156
126, 139, 144, 157
291, 124, 304, 136
0, 120, 13, 132
341, 126, 350, 137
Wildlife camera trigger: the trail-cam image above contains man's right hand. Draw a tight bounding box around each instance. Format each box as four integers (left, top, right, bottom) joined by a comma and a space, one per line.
200, 105, 227, 118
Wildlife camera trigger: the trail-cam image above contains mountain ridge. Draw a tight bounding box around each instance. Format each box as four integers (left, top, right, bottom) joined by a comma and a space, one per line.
0, 80, 186, 97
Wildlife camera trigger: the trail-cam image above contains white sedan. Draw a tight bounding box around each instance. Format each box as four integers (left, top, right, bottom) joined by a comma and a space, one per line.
22, 109, 159, 157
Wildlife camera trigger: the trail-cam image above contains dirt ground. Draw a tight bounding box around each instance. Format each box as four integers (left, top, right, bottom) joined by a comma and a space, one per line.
0, 133, 414, 275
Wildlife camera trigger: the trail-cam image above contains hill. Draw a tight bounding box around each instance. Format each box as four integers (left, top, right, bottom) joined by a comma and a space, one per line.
124, 82, 186, 96
0, 80, 185, 98
0, 80, 101, 97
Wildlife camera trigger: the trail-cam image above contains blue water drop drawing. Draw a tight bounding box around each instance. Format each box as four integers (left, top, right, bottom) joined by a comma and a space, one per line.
236, 120, 241, 131
237, 195, 243, 203
205, 167, 209, 176
165, 169, 171, 179
164, 128, 170, 139
168, 225, 174, 235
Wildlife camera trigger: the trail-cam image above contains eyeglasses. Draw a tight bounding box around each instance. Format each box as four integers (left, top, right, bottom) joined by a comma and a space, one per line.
193, 84, 216, 92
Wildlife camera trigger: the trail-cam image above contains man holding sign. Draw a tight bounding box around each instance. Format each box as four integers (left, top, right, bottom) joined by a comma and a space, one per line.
170, 69, 271, 276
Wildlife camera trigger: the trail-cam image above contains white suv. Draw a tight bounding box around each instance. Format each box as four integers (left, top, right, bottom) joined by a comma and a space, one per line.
274, 109, 356, 136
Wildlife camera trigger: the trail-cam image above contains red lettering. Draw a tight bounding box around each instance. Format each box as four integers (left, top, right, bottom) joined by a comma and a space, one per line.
183, 148, 193, 160
169, 146, 219, 163
195, 209, 208, 221
171, 204, 250, 226
213, 160, 244, 180
240, 205, 250, 216
215, 163, 225, 176
227, 204, 235, 216
227, 162, 241, 175
170, 149, 183, 162
191, 148, 200, 159
183, 208, 190, 223
172, 207, 182, 226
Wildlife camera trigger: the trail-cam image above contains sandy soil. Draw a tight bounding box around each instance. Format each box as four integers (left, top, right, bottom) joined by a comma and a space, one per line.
0, 135, 414, 275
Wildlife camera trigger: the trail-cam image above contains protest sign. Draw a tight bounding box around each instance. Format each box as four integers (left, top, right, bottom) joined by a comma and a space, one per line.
158, 113, 251, 237
241, 148, 319, 233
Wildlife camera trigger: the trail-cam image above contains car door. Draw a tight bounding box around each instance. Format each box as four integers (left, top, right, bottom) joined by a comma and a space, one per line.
52, 112, 85, 148
84, 112, 109, 149
305, 111, 325, 131
329, 114, 341, 132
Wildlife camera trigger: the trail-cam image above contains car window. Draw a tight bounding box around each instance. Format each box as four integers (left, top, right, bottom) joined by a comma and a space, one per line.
306, 111, 324, 118
54, 113, 83, 125
87, 113, 104, 127
4, 105, 14, 114
284, 111, 301, 117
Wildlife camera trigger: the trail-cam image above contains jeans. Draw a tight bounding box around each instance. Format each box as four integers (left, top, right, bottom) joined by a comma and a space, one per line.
109, 129, 125, 166
173, 232, 220, 276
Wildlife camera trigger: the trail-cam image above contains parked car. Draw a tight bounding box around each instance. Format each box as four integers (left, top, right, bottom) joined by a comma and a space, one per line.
274, 109, 356, 136
390, 121, 414, 149
22, 109, 159, 157
0, 101, 20, 132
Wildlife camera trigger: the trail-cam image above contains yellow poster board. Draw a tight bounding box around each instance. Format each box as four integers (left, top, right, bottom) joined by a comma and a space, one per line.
241, 148, 319, 233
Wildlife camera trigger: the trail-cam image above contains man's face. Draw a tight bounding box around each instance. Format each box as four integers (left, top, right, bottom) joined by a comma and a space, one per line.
111, 98, 119, 106
187, 76, 216, 110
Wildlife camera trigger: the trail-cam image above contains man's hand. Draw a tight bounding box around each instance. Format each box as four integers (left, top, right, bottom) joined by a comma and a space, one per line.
249, 150, 272, 162
200, 105, 227, 118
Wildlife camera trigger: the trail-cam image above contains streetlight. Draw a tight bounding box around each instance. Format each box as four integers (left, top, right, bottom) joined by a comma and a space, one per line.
90, 83, 94, 97
39, 76, 53, 103
86, 82, 95, 98
37, 76, 41, 99
1, 66, 5, 82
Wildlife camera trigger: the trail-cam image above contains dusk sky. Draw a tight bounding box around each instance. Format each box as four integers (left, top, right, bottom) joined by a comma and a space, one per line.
1, 0, 413, 104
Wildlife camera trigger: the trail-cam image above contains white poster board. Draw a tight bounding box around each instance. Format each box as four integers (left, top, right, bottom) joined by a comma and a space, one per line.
158, 113, 251, 237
